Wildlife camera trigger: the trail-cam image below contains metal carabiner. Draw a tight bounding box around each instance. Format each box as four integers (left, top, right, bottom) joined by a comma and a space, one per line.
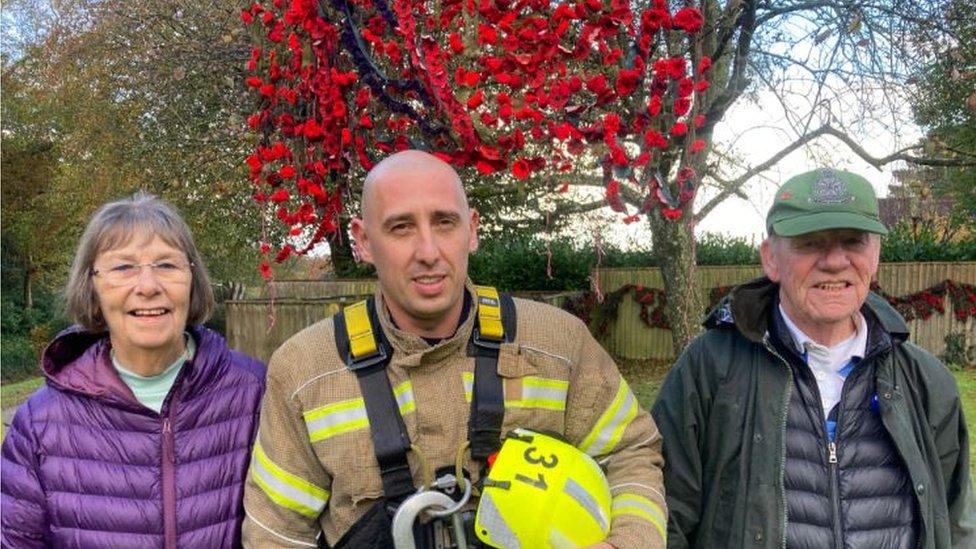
391, 477, 472, 549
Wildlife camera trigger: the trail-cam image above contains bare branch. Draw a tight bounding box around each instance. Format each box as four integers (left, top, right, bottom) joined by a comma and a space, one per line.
694, 124, 976, 223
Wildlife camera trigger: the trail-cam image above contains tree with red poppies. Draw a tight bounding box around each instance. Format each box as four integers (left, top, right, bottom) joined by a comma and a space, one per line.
242, 0, 971, 351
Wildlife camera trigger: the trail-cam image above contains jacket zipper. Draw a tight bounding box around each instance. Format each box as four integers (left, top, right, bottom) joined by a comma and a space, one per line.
158, 348, 191, 549
763, 336, 792, 549
162, 416, 177, 549
827, 441, 842, 548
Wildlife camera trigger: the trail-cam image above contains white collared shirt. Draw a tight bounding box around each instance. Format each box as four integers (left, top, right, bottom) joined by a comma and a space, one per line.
779, 305, 868, 418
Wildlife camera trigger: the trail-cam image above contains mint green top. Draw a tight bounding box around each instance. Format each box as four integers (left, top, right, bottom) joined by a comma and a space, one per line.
112, 335, 196, 413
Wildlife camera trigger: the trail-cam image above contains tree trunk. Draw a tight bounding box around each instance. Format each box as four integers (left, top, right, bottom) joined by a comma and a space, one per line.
648, 213, 704, 357
24, 254, 35, 311
328, 216, 358, 278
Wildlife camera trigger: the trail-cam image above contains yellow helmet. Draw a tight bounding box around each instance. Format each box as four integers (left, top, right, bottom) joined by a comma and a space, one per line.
474, 429, 611, 548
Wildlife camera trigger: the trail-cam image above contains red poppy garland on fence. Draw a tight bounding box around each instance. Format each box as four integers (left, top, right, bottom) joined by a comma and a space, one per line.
242, 0, 713, 279
870, 280, 976, 322
567, 279, 976, 335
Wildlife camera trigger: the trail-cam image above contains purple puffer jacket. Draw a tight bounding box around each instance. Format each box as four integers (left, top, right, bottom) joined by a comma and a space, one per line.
1, 325, 265, 548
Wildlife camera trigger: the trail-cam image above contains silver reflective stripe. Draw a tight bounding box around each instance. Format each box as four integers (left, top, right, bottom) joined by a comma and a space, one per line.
547, 527, 576, 549
305, 406, 367, 435
251, 453, 327, 515
521, 384, 567, 403
563, 477, 609, 532
477, 492, 521, 549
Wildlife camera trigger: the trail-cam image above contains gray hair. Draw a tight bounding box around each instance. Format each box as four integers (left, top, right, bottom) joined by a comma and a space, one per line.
65, 192, 214, 332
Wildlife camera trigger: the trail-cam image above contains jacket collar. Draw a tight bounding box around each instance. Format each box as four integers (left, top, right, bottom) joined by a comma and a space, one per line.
374, 280, 478, 369
705, 276, 910, 347
42, 324, 225, 409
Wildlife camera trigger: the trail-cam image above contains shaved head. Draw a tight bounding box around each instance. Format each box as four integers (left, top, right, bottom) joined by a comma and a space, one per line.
351, 149, 479, 338
361, 150, 469, 220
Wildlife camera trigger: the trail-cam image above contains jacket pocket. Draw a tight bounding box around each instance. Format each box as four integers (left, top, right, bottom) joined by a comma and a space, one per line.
498, 346, 571, 437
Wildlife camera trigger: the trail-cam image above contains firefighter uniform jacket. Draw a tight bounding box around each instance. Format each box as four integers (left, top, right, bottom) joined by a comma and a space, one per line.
242, 283, 667, 548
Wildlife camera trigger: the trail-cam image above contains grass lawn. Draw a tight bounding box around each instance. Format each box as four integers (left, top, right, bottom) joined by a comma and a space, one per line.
954, 369, 976, 475
623, 361, 976, 475
1, 376, 45, 442
1, 376, 44, 410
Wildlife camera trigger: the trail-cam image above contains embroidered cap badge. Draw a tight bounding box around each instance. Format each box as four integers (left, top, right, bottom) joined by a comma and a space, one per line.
808, 169, 854, 204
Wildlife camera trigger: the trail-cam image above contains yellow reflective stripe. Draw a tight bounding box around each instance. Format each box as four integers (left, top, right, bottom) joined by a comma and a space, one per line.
579, 378, 638, 457
462, 372, 474, 403
475, 286, 504, 340
251, 442, 329, 518
611, 494, 667, 541
304, 382, 415, 442
393, 380, 416, 415
344, 300, 377, 359
505, 377, 568, 411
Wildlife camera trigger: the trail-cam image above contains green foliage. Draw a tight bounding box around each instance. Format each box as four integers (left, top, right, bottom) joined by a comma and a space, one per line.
1, 335, 39, 383
2, 0, 266, 288
880, 222, 976, 262
907, 0, 976, 223
696, 233, 761, 265
1, 245, 70, 383
468, 232, 760, 291
470, 233, 595, 292
941, 333, 976, 370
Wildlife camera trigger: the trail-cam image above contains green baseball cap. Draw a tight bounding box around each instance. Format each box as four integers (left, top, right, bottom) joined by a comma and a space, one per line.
766, 168, 888, 237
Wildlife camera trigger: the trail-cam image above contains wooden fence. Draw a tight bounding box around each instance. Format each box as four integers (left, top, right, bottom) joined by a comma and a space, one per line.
595, 262, 975, 360
225, 283, 573, 363
225, 263, 974, 363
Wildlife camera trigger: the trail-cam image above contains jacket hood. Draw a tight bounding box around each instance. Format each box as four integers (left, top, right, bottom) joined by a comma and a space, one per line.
41, 324, 230, 407
704, 276, 910, 344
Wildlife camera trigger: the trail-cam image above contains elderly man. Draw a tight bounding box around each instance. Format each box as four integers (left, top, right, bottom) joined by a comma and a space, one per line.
652, 168, 974, 548
243, 150, 667, 548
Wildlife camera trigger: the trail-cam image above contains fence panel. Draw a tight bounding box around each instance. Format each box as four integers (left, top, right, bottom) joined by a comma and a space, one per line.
225, 287, 576, 363
595, 262, 975, 360
262, 279, 377, 299
225, 264, 972, 363
226, 297, 364, 363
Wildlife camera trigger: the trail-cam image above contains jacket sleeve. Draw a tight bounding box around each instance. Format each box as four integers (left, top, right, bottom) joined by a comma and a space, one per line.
242, 366, 331, 548
932, 380, 975, 547
650, 345, 708, 549
1, 400, 48, 548
565, 320, 667, 549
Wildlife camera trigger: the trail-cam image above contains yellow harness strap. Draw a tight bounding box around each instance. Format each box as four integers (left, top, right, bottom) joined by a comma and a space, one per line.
343, 300, 378, 360
344, 286, 505, 360
474, 286, 505, 341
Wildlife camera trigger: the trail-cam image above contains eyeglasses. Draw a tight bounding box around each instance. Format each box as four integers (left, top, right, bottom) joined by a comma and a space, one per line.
91, 261, 193, 286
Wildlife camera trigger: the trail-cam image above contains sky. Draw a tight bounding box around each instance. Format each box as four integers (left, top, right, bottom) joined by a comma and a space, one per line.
587, 82, 924, 248
694, 97, 922, 241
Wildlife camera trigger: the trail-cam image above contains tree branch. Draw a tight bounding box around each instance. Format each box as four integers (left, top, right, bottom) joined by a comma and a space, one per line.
695, 124, 976, 223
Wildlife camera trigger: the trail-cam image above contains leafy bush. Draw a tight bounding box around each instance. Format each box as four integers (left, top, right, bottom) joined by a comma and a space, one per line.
941, 332, 976, 369
1, 335, 40, 383
696, 233, 760, 265
881, 222, 976, 262
470, 233, 594, 291
1, 250, 70, 382
469, 232, 761, 291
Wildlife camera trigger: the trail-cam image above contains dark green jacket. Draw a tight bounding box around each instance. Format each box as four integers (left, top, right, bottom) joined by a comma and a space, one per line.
651, 277, 975, 548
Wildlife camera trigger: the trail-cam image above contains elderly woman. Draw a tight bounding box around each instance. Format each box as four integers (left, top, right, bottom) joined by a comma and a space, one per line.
1, 193, 265, 548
